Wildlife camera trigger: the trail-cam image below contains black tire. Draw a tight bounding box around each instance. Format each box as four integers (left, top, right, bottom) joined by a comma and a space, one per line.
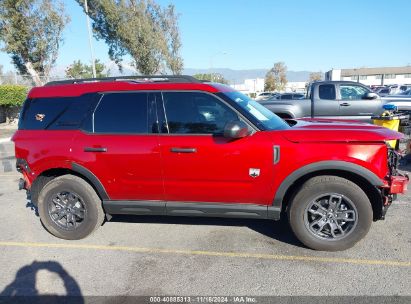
38, 174, 105, 240
288, 175, 372, 251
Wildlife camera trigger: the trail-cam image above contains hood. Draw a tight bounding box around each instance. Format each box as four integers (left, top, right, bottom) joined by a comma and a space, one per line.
279, 118, 403, 143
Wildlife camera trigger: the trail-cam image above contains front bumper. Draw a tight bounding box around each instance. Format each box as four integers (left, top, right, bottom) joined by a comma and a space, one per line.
378, 173, 409, 220
389, 174, 409, 194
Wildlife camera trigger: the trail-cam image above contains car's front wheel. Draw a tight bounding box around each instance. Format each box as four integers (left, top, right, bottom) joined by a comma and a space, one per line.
37, 174, 105, 240
288, 175, 373, 251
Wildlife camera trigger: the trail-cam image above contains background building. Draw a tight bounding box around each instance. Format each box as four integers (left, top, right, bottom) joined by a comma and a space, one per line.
231, 78, 265, 94
231, 79, 307, 94
325, 66, 411, 86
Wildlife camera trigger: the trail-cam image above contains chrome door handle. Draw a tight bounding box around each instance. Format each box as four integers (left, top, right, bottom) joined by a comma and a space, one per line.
84, 147, 107, 152
340, 103, 351, 106
170, 148, 197, 153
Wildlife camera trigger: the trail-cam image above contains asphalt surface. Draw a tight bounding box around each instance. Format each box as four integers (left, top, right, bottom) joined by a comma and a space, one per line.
0, 140, 410, 298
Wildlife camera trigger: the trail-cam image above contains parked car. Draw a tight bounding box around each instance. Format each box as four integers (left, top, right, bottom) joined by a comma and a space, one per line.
260, 81, 385, 121
398, 85, 411, 93
382, 89, 411, 103
255, 92, 279, 101
371, 85, 386, 92
376, 87, 391, 97
13, 75, 408, 251
398, 88, 411, 96
387, 84, 411, 95
269, 93, 305, 100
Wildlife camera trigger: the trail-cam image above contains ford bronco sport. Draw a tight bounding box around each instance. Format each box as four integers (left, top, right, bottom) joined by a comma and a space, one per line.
13, 75, 408, 251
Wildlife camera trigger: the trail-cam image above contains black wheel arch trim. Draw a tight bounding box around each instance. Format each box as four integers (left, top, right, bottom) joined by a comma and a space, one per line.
272, 161, 384, 208
71, 163, 109, 200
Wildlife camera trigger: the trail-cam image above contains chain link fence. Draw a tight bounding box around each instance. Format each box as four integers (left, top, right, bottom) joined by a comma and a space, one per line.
0, 74, 71, 124
0, 74, 70, 87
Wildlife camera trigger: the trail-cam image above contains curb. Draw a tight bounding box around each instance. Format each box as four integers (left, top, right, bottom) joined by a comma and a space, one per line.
0, 137, 11, 143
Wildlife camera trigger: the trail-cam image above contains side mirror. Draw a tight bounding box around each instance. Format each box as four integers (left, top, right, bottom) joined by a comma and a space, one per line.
223, 121, 250, 139
363, 92, 378, 100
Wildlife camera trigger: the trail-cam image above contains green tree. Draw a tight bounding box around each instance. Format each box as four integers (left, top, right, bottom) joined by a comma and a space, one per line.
265, 62, 288, 91
65, 60, 108, 79
264, 72, 276, 91
193, 73, 229, 84
75, 0, 183, 75
309, 71, 323, 82
0, 0, 70, 86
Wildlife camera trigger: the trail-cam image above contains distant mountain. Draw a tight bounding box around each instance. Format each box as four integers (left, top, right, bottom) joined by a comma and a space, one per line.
51, 62, 314, 83
184, 68, 314, 83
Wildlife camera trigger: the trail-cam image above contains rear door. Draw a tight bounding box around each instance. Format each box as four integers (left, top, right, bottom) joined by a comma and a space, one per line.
337, 83, 383, 121
73, 92, 164, 201
310, 84, 340, 118
158, 91, 275, 205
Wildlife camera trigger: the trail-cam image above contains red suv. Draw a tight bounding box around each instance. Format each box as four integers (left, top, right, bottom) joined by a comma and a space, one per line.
13, 75, 408, 251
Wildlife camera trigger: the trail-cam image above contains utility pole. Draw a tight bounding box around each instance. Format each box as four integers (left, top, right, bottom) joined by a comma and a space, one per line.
209, 52, 227, 82
84, 0, 97, 78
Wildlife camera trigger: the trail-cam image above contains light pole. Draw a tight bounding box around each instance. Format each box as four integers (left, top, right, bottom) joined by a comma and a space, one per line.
209, 51, 227, 82
85, 0, 97, 78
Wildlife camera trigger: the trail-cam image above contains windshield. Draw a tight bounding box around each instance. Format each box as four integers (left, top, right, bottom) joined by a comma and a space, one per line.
222, 91, 290, 130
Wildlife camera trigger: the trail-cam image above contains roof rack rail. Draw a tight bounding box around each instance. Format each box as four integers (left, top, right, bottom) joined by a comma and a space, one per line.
44, 75, 202, 86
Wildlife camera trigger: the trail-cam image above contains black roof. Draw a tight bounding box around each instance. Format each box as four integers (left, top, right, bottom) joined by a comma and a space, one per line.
45, 75, 202, 86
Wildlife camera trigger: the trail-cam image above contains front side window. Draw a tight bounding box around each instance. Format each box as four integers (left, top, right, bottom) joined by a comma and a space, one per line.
318, 84, 336, 100
94, 92, 149, 133
163, 92, 239, 135
340, 85, 369, 100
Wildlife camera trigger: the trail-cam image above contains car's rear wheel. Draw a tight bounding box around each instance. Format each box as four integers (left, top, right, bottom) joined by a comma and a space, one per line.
288, 175, 372, 251
38, 174, 104, 240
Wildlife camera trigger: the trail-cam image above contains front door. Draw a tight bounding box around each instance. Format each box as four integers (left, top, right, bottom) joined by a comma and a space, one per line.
159, 91, 275, 205
73, 92, 164, 201
337, 83, 383, 121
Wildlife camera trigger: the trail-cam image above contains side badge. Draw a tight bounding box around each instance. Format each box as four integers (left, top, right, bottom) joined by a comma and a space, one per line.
249, 168, 260, 178
35, 114, 45, 122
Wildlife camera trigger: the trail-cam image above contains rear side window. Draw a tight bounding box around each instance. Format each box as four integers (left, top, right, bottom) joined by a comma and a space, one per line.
19, 95, 94, 130
93, 92, 149, 133
318, 84, 336, 100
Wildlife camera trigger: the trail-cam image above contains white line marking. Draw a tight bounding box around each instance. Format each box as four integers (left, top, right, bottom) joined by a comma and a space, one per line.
0, 137, 11, 143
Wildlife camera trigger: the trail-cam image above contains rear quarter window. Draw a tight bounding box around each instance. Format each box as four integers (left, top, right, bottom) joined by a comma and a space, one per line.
19, 94, 95, 130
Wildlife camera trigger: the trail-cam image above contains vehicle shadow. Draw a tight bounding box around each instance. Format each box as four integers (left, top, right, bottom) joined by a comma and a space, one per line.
110, 213, 304, 248
0, 260, 83, 303
399, 156, 411, 172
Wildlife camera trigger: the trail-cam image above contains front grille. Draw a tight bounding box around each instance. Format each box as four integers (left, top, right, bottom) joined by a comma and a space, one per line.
387, 148, 400, 176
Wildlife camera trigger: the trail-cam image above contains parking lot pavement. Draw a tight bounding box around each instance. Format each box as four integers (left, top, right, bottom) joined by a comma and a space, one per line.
0, 140, 410, 297
0, 123, 17, 141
